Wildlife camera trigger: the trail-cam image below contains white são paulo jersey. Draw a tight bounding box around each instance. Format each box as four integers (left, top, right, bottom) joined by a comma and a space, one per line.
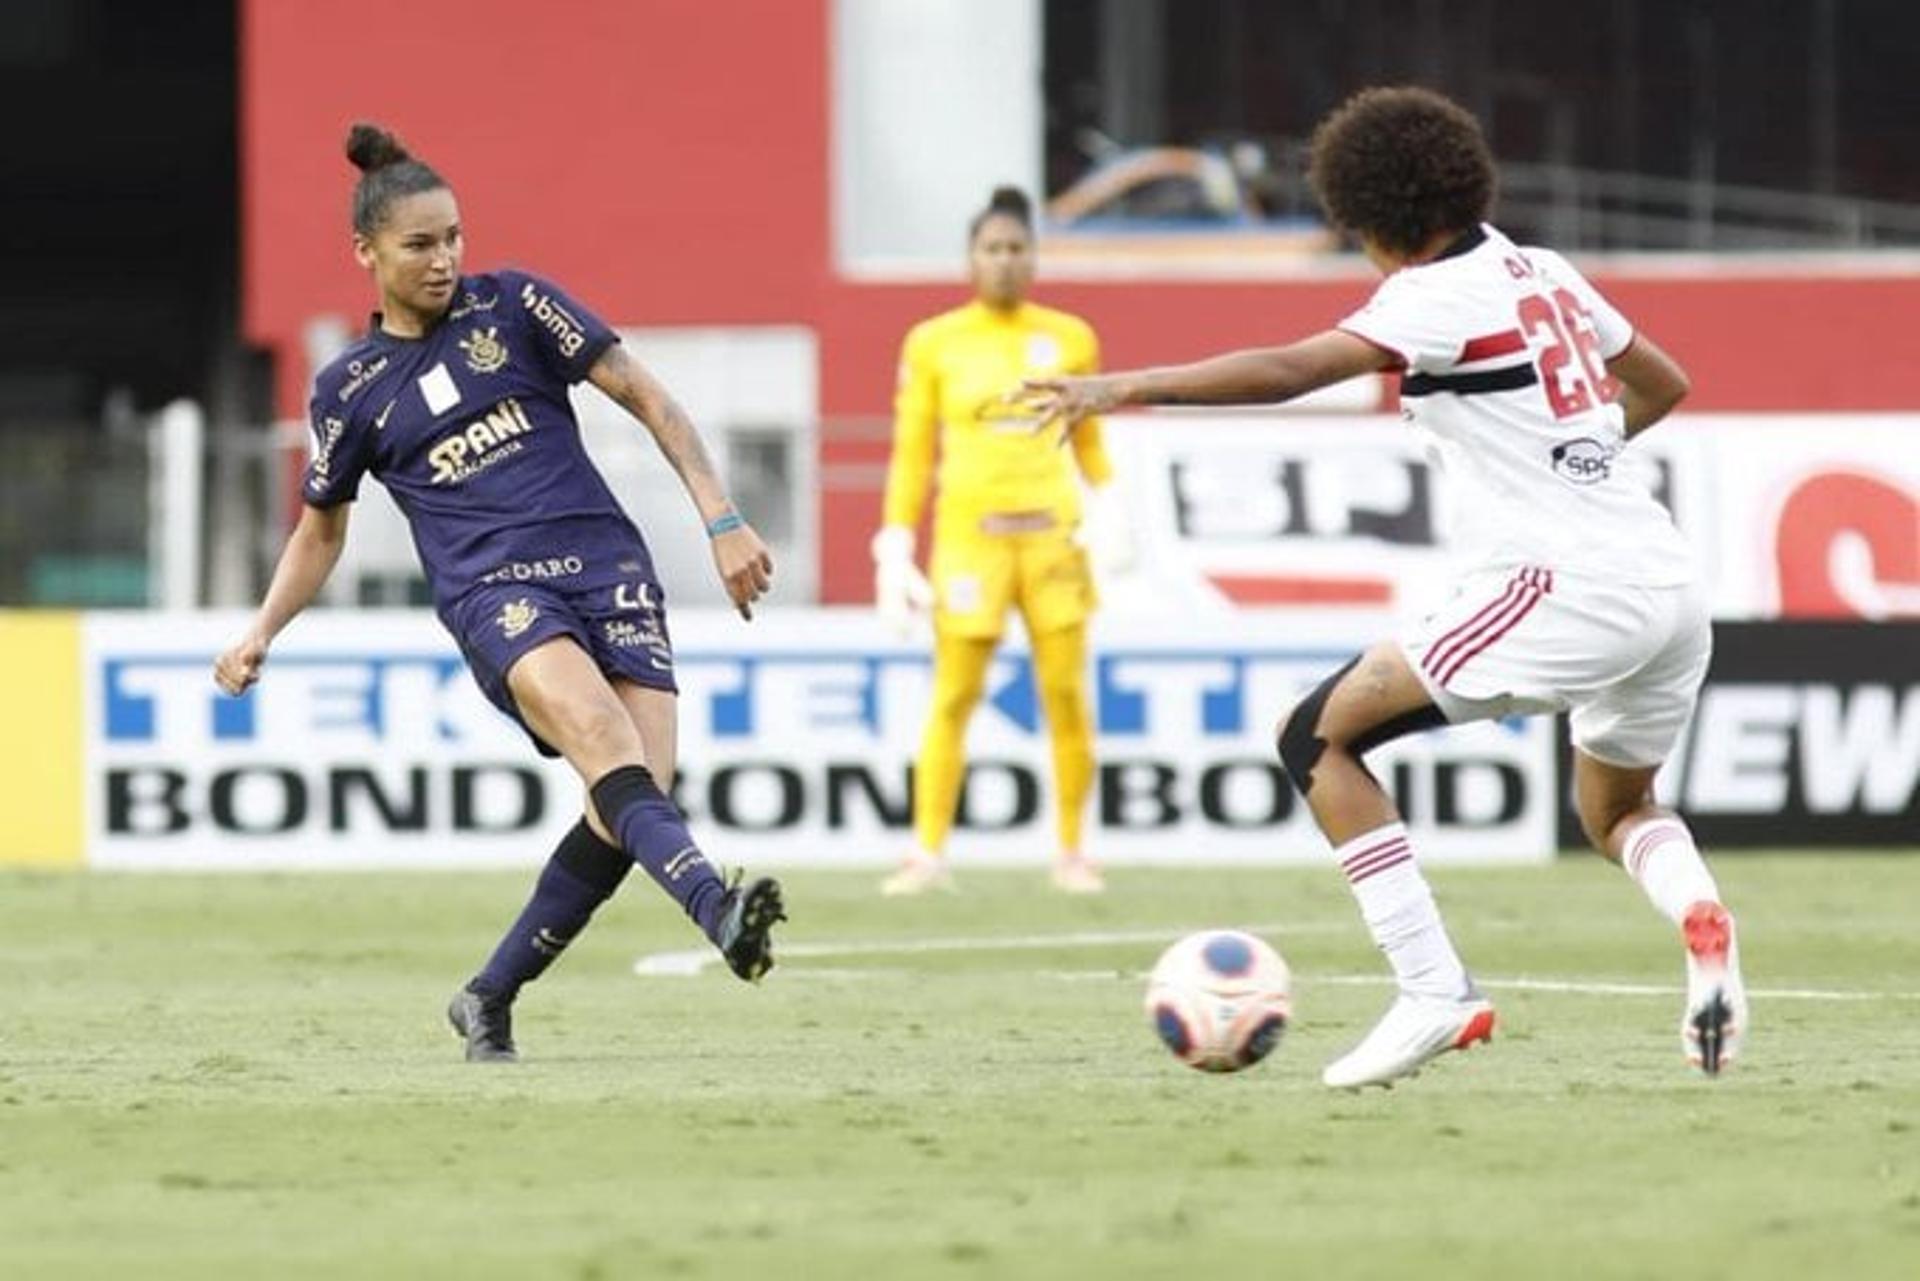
1339, 223, 1693, 586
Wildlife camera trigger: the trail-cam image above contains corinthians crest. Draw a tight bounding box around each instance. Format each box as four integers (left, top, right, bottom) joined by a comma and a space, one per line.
459, 326, 509, 374
497, 597, 539, 639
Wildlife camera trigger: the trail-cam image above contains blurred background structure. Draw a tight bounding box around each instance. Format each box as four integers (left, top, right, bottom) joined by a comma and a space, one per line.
3, 13, 1914, 1271
4, 0, 1917, 612
2, 0, 1915, 872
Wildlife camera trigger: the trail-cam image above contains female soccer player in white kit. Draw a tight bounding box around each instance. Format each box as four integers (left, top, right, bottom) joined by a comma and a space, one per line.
1019, 86, 1747, 1089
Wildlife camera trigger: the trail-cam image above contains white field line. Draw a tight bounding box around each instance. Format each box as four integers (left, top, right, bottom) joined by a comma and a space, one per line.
633, 923, 1336, 977
1318, 974, 1918, 1001
634, 927, 1920, 1001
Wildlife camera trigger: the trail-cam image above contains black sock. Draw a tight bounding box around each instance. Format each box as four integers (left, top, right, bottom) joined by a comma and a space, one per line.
469, 819, 630, 1001
589, 765, 728, 943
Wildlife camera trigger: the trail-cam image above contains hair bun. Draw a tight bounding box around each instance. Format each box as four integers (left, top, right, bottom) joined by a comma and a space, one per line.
988, 185, 1032, 218
345, 122, 413, 173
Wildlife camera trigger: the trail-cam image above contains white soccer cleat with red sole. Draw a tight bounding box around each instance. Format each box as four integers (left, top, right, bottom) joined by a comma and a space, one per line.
1681, 901, 1747, 1075
1322, 990, 1497, 1089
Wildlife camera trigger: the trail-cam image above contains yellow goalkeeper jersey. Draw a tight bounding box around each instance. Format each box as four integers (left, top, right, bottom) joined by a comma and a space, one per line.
882, 300, 1113, 531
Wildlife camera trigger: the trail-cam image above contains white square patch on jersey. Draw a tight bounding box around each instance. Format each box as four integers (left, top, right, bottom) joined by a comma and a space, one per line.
418, 362, 461, 416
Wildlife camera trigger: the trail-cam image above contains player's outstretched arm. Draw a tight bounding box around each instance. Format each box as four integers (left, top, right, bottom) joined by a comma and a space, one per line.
1016, 330, 1392, 430
588, 345, 773, 619
1606, 333, 1691, 439
213, 502, 351, 696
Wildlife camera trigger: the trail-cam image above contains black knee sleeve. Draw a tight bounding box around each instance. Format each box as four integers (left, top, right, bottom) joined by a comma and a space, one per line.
1276, 659, 1356, 795
552, 817, 631, 893
1349, 702, 1450, 756
1275, 658, 1449, 796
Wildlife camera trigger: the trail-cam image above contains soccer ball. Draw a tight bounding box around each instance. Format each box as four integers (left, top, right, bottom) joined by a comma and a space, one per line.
1144, 930, 1292, 1072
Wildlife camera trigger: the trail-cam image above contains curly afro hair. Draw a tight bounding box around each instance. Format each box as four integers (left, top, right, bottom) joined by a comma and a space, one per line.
1307, 86, 1495, 257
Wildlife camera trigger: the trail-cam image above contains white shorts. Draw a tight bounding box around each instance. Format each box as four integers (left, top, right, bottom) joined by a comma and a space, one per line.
1401, 565, 1712, 768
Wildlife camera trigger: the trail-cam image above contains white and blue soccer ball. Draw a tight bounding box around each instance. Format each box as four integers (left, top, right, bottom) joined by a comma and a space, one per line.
1144, 930, 1293, 1073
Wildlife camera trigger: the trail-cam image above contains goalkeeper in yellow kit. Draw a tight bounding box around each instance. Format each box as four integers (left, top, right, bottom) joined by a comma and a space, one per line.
872, 186, 1128, 896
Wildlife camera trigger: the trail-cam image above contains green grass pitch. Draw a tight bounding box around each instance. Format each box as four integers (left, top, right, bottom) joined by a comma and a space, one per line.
3, 854, 1917, 1279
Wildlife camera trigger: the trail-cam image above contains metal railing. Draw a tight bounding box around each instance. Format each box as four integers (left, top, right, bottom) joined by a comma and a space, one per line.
1197, 133, 1920, 253
1498, 163, 1920, 251
0, 418, 151, 607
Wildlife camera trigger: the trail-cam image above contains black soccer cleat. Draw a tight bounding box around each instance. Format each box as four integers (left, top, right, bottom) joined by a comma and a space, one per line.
715, 873, 786, 983
1690, 991, 1733, 1077
447, 986, 518, 1063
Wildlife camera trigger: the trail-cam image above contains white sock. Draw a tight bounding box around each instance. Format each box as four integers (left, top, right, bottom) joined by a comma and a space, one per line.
1334, 822, 1471, 1000
1619, 815, 1720, 926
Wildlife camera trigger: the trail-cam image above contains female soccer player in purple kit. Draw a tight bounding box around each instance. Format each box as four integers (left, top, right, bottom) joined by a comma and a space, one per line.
214, 124, 786, 1062
1021, 87, 1747, 1089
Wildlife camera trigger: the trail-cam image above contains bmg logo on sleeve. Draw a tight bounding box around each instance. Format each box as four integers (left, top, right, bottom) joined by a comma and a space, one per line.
520, 283, 586, 359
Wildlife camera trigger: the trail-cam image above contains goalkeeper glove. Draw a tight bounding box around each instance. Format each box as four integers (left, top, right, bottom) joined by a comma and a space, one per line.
871, 525, 934, 637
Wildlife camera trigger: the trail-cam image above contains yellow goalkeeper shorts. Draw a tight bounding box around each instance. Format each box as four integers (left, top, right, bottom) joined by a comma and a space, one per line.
931, 515, 1095, 639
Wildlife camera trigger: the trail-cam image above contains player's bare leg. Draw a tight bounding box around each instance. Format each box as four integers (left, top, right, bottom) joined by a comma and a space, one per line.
1576, 752, 1745, 1075
1279, 642, 1492, 1088
612, 679, 680, 794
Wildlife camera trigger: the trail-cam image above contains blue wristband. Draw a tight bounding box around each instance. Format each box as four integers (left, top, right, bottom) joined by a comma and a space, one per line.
706, 511, 745, 537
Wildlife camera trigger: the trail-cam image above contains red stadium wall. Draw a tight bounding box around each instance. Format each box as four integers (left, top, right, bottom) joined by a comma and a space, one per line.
240, 0, 833, 417
241, 0, 1920, 603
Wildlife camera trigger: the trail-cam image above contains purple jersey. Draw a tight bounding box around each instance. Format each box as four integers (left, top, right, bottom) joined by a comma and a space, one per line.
303, 269, 646, 610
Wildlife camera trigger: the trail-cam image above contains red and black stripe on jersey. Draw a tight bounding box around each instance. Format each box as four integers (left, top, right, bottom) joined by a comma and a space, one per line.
1403, 324, 1538, 398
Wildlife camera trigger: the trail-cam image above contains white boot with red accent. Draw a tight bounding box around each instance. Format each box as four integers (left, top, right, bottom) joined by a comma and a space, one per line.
1322, 987, 1497, 1089
1681, 900, 1747, 1076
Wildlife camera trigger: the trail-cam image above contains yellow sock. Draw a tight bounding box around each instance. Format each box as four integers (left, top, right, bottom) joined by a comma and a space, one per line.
913, 632, 999, 853
1032, 624, 1093, 856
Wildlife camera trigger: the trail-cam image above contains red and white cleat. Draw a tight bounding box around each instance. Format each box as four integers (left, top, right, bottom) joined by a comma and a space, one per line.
1681, 901, 1747, 1076
1321, 989, 1496, 1089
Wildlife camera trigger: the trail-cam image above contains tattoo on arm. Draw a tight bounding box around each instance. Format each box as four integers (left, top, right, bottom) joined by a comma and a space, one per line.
592, 347, 728, 512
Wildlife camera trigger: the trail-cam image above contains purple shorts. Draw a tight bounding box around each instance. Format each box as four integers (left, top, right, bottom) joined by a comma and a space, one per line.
444, 575, 677, 757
